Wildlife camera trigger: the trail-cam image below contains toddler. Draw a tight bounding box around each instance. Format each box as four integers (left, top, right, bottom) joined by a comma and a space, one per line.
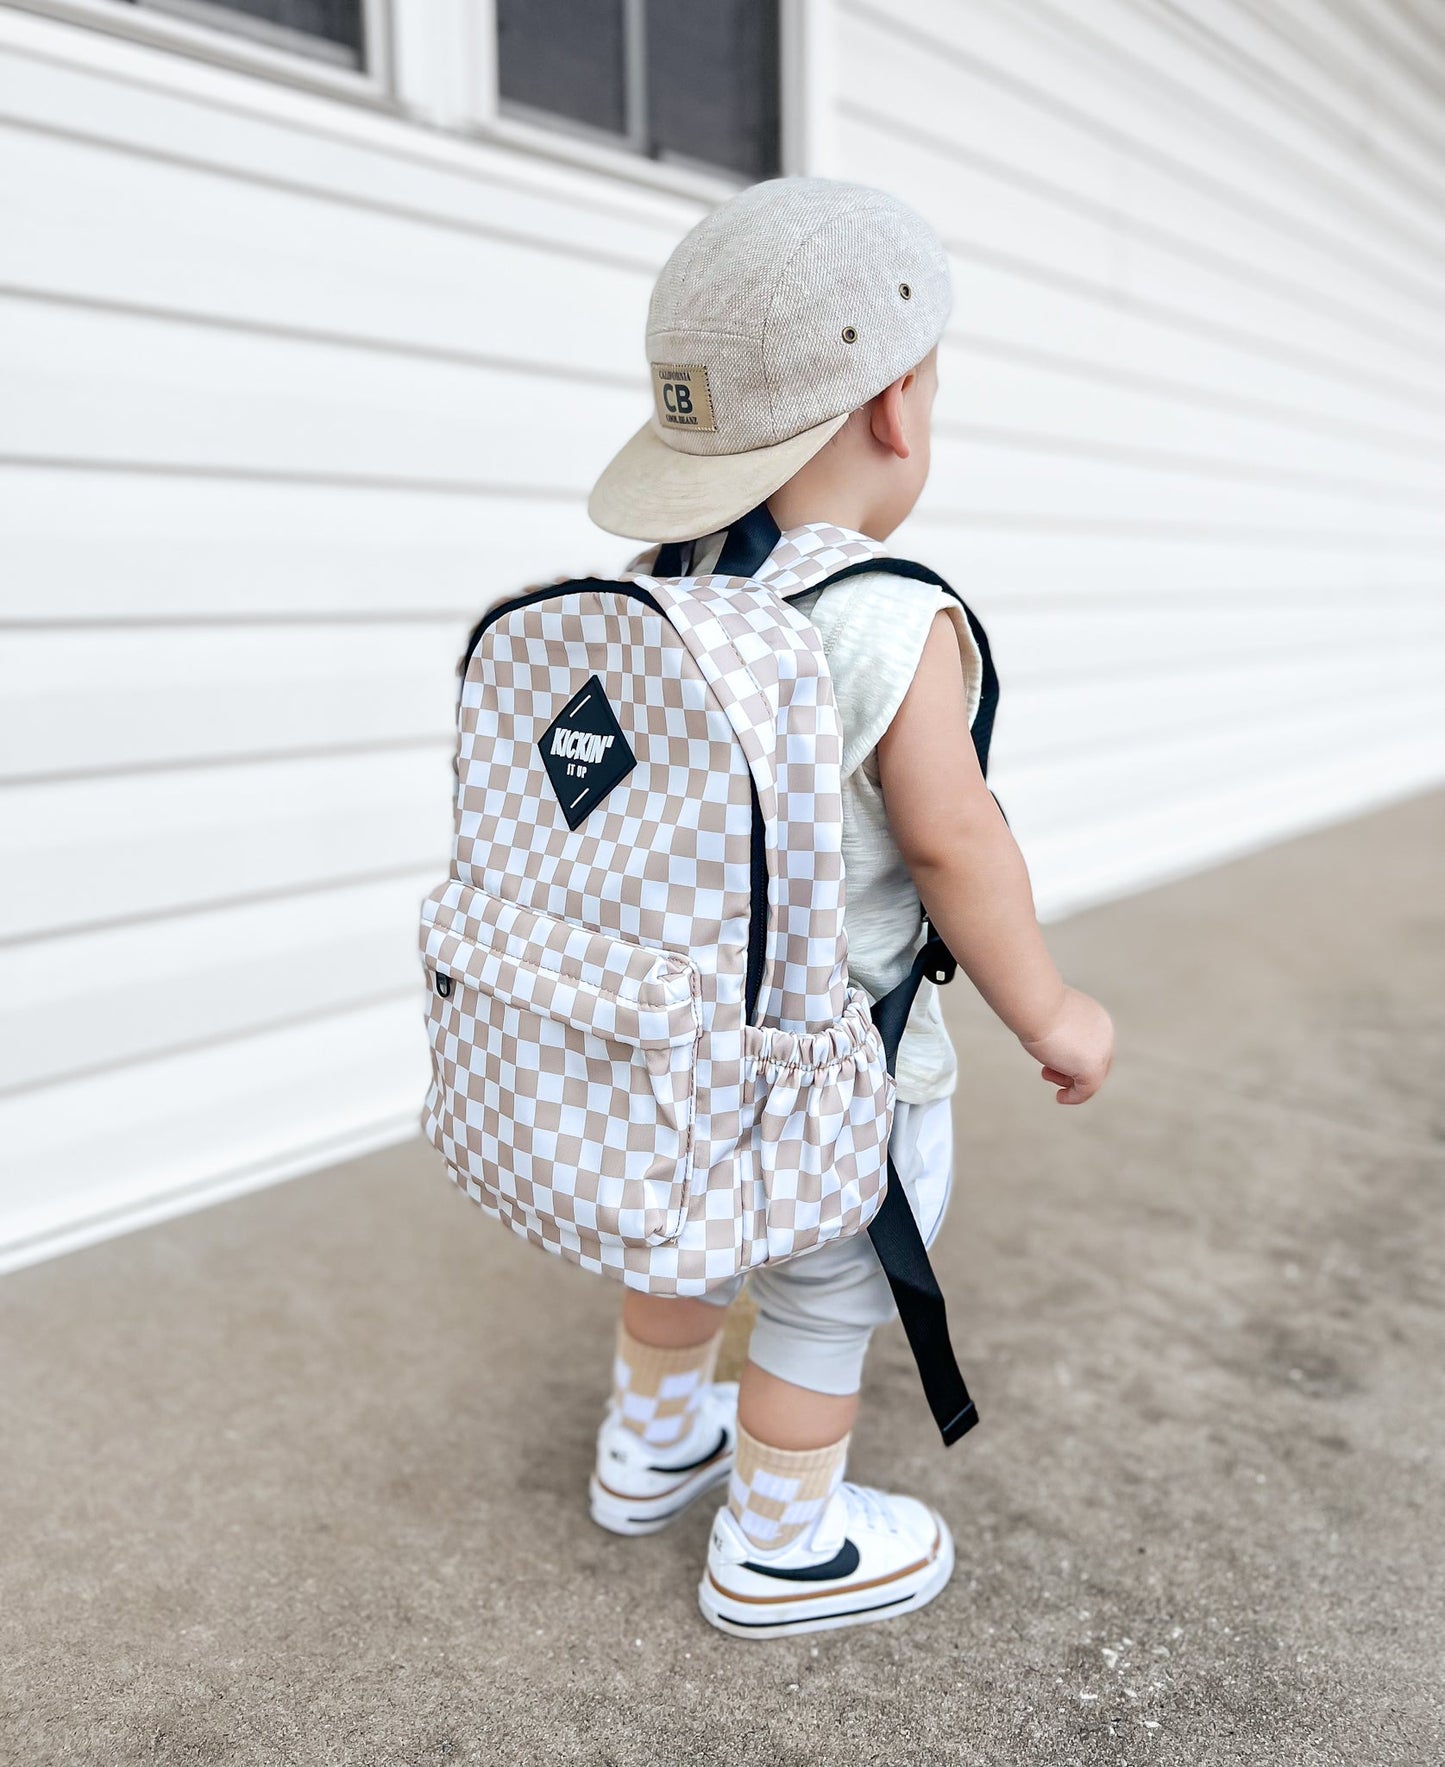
582, 178, 1113, 1639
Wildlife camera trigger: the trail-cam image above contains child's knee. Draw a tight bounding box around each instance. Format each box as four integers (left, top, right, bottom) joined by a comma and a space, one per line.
742, 1252, 898, 1395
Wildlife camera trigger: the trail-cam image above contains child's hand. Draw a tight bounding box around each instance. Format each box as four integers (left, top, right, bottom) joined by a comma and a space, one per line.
1018, 987, 1114, 1105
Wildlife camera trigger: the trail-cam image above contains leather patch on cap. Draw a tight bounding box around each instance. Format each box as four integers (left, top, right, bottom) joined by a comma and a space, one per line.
652, 363, 716, 433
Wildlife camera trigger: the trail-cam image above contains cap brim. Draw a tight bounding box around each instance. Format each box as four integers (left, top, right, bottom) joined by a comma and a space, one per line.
588, 411, 850, 542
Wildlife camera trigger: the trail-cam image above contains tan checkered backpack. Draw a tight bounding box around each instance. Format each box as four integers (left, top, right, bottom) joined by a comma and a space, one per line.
420, 507, 998, 1444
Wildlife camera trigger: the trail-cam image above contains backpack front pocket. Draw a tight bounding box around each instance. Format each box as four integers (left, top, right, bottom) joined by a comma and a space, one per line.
420, 881, 702, 1248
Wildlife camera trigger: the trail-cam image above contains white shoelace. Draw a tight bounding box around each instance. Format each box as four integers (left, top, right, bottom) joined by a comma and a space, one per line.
839, 1481, 901, 1536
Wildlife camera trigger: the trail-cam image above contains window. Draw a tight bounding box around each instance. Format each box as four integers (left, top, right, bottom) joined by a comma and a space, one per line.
496, 0, 780, 182
117, 0, 367, 67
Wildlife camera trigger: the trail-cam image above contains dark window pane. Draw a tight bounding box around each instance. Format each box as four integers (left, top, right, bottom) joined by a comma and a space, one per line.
645, 0, 780, 179
204, 0, 362, 47
131, 0, 364, 54
498, 0, 628, 139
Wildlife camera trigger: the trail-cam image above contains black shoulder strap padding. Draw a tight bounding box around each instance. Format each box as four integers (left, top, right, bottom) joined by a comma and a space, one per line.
653, 539, 689, 578
715, 502, 783, 579
649, 503, 782, 583
785, 556, 999, 777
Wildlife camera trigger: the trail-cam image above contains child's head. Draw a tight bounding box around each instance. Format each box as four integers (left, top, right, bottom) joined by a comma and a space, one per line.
589, 178, 950, 547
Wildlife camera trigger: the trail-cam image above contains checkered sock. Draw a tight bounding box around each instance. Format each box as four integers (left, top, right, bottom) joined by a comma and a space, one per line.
611, 1321, 723, 1449
727, 1422, 851, 1552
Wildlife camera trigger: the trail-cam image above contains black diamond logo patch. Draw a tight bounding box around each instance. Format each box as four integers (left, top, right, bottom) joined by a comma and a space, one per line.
539, 674, 637, 829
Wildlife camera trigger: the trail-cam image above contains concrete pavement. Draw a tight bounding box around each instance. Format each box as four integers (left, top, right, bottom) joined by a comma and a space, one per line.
3, 791, 1442, 1765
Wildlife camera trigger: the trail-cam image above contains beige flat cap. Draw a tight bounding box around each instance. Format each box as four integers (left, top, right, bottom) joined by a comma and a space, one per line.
589, 177, 952, 543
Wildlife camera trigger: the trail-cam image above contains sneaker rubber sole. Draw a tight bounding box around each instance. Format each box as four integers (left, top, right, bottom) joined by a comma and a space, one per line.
697, 1514, 954, 1639
588, 1457, 733, 1537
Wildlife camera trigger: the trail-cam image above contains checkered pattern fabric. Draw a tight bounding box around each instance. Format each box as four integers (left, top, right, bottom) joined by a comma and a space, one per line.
421, 881, 701, 1247
611, 1321, 723, 1447
421, 523, 903, 1296
740, 990, 895, 1260
728, 1423, 851, 1550
748, 522, 885, 595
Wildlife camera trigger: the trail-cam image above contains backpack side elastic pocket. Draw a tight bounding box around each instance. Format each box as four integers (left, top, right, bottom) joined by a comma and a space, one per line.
742, 985, 895, 1263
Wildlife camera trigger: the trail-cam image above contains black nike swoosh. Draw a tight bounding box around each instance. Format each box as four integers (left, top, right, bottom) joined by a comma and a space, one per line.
647, 1427, 730, 1476
740, 1538, 861, 1581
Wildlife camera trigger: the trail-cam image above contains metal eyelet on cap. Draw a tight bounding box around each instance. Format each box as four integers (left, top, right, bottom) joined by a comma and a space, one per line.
899, 282, 912, 299
841, 325, 858, 343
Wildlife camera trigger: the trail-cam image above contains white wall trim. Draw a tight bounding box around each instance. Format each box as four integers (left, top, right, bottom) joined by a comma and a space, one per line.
6, 0, 394, 105
0, 2, 752, 210
0, 5, 713, 231
784, 0, 839, 175
463, 111, 748, 207
389, 0, 485, 132
456, 0, 781, 206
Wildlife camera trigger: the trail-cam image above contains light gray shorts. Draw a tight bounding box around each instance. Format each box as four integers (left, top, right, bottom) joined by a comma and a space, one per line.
699, 1095, 954, 1397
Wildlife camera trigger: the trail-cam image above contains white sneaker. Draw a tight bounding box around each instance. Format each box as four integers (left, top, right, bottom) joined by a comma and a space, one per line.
699, 1481, 953, 1639
589, 1381, 738, 1536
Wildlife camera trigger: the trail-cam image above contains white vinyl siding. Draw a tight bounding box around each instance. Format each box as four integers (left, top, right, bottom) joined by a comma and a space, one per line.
0, 5, 700, 1264
2, 0, 1442, 1267
840, 0, 1445, 908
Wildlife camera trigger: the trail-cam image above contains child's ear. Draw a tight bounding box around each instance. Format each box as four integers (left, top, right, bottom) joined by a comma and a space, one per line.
869, 373, 914, 461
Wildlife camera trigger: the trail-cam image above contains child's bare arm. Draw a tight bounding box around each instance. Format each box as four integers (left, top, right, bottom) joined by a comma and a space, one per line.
876, 613, 1114, 1105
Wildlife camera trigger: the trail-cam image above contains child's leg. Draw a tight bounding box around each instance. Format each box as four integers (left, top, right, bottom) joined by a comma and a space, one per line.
595, 1097, 953, 1565
609, 1288, 735, 1449
622, 1291, 726, 1350
738, 1363, 857, 1450
725, 1096, 953, 1550
591, 1285, 741, 1537
724, 1250, 885, 1550
698, 1099, 957, 1635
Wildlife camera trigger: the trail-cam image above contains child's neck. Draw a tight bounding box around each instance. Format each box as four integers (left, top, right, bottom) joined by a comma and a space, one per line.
766, 485, 892, 544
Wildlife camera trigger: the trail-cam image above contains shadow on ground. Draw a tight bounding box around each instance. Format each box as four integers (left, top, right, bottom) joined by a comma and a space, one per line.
3, 793, 1443, 1765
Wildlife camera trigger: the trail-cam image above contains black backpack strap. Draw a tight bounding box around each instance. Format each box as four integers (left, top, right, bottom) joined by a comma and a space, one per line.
783, 555, 999, 777
652, 538, 689, 577
715, 503, 783, 577
649, 504, 783, 584
867, 939, 979, 1446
